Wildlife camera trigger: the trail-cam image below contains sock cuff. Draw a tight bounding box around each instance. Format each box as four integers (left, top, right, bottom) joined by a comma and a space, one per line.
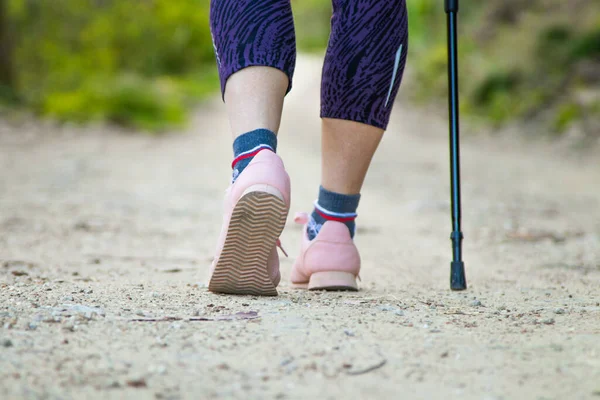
232, 129, 277, 169
314, 186, 361, 221
233, 129, 277, 154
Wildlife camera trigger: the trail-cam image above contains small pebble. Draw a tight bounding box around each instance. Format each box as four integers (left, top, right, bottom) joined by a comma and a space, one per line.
58, 304, 105, 319
135, 310, 146, 317
2, 339, 13, 347
149, 364, 168, 375
394, 310, 405, 316
280, 358, 294, 367
62, 296, 74, 302
471, 300, 482, 307
344, 329, 355, 337
542, 318, 555, 325
126, 378, 147, 388
63, 322, 76, 332
550, 344, 563, 352
554, 308, 565, 315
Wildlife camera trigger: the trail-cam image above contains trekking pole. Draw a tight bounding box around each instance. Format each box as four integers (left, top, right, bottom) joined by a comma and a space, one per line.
445, 0, 467, 290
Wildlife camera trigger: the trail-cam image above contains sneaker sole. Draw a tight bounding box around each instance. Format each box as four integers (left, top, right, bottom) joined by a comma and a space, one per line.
291, 271, 358, 292
308, 271, 358, 291
209, 186, 287, 296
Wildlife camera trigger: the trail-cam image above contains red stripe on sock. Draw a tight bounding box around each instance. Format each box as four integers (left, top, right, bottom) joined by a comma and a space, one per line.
231, 148, 272, 169
315, 208, 356, 223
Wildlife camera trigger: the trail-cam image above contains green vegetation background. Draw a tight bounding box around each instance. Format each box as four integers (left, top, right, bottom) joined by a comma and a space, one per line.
1, 0, 598, 134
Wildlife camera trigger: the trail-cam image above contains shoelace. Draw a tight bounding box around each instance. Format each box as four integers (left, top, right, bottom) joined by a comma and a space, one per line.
276, 239, 288, 257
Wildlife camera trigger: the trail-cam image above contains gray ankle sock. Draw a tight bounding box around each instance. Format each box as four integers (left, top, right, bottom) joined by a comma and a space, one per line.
308, 186, 361, 240
231, 129, 277, 182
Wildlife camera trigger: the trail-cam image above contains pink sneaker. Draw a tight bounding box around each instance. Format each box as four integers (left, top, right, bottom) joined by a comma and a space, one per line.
290, 213, 360, 291
208, 150, 290, 296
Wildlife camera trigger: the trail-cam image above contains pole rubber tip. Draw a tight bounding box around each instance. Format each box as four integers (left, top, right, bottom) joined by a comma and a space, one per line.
450, 261, 467, 291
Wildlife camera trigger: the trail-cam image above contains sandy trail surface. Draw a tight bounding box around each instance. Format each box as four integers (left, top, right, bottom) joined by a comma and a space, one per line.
1, 56, 599, 400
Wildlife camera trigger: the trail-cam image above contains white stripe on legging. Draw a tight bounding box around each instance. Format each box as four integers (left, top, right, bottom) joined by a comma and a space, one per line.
385, 44, 403, 108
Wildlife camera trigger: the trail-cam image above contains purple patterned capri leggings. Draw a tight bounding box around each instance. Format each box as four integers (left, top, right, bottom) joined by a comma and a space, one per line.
210, 0, 408, 130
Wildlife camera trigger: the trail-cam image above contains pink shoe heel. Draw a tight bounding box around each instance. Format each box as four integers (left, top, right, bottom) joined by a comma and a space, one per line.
290, 212, 361, 292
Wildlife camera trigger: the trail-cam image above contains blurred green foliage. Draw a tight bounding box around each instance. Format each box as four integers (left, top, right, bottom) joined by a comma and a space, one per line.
2, 0, 599, 134
295, 0, 600, 137
3, 0, 218, 131
409, 0, 600, 135
292, 0, 332, 51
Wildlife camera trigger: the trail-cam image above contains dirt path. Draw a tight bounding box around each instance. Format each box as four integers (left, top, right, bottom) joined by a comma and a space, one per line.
1, 56, 599, 400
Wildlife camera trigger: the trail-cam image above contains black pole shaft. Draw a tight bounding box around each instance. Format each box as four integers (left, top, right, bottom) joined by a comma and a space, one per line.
446, 1, 467, 290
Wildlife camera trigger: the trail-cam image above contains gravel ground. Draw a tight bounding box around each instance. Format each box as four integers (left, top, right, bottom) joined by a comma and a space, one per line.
1, 56, 599, 400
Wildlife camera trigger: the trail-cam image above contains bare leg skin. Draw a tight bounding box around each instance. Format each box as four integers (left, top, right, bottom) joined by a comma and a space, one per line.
320, 118, 384, 195
224, 66, 289, 139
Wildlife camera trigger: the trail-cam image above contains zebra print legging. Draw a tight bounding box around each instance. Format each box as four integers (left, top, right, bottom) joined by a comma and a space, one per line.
210, 0, 408, 130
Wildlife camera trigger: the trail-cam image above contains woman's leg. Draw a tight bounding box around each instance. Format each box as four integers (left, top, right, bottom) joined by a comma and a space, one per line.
313, 0, 409, 237
208, 0, 296, 296
320, 119, 384, 195
291, 0, 408, 291
211, 0, 296, 137
211, 0, 296, 134
210, 0, 295, 180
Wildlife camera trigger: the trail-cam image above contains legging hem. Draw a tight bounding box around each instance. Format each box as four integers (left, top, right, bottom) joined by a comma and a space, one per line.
320, 109, 388, 130
219, 52, 295, 101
